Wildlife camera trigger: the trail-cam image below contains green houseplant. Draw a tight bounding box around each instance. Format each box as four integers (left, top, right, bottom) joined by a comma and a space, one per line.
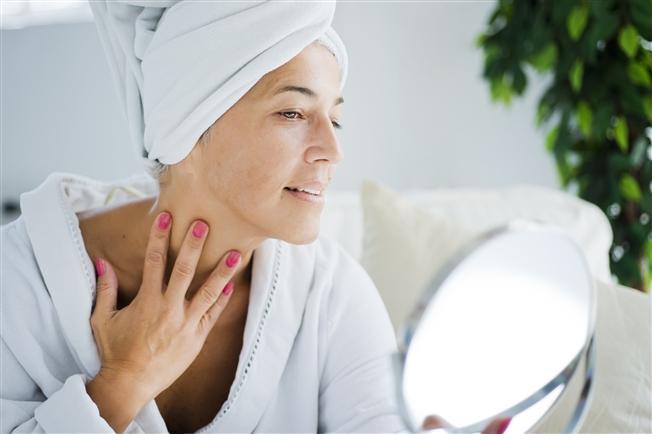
477, 0, 652, 291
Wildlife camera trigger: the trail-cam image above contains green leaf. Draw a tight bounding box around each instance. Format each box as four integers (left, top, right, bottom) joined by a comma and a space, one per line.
577, 101, 592, 137
631, 0, 652, 40
593, 103, 613, 138
546, 126, 559, 152
628, 62, 652, 87
569, 60, 584, 92
528, 43, 558, 73
614, 117, 629, 153
620, 174, 642, 202
484, 44, 501, 63
618, 25, 640, 58
475, 33, 487, 48
630, 137, 648, 167
643, 50, 652, 69
567, 5, 589, 41
536, 102, 550, 127
643, 97, 652, 123
490, 76, 513, 105
512, 67, 527, 94
556, 155, 574, 187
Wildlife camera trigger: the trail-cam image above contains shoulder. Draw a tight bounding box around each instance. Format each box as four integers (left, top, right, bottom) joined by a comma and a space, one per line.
1, 217, 43, 291
288, 235, 387, 319
1, 217, 57, 332
285, 234, 374, 289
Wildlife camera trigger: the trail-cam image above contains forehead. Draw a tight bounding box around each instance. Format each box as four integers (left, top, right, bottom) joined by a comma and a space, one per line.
254, 43, 341, 98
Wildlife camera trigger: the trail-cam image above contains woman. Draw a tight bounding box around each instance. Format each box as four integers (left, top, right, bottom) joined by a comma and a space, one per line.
1, 1, 508, 433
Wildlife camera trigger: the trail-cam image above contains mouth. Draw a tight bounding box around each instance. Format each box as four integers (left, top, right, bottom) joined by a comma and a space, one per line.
283, 186, 322, 197
283, 187, 325, 204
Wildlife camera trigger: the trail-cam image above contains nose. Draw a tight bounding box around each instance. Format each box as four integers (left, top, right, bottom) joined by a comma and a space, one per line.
305, 115, 344, 165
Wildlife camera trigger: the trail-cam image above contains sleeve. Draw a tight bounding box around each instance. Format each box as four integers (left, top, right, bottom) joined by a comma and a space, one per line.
1, 336, 115, 434
317, 246, 411, 434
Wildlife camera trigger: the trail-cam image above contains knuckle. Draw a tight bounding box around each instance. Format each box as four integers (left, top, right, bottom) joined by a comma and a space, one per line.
216, 263, 234, 280
199, 285, 218, 305
174, 260, 194, 278
152, 227, 168, 240
96, 279, 111, 293
158, 305, 182, 328
145, 249, 165, 266
185, 233, 203, 249
201, 312, 213, 327
197, 314, 212, 335
159, 305, 176, 322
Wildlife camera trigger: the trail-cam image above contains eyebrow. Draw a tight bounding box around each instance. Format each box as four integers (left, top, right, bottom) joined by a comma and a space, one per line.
273, 85, 344, 106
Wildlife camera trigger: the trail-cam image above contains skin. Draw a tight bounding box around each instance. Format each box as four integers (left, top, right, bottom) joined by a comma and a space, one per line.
79, 42, 512, 434
78, 41, 344, 433
80, 41, 344, 312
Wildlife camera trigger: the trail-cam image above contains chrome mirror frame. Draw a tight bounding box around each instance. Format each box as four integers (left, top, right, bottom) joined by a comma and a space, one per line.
391, 221, 597, 433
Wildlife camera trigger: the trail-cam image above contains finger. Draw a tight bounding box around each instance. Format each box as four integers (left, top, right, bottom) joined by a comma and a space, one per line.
92, 257, 118, 321
483, 417, 511, 434
140, 212, 172, 300
186, 250, 241, 326
164, 220, 209, 305
196, 280, 236, 337
421, 414, 451, 430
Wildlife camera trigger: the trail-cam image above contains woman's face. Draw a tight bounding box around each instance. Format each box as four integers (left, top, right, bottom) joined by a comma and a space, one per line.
168, 41, 344, 245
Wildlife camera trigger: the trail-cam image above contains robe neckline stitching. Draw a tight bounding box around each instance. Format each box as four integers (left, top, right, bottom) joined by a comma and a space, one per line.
57, 176, 97, 300
195, 238, 284, 434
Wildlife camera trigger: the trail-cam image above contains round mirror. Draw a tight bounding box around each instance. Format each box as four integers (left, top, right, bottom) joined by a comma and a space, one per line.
393, 220, 596, 433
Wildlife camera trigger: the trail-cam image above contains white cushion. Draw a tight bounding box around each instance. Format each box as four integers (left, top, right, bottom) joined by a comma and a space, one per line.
354, 179, 651, 434
320, 181, 612, 283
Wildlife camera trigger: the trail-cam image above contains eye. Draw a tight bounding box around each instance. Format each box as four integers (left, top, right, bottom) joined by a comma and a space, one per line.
279, 111, 343, 130
280, 111, 302, 120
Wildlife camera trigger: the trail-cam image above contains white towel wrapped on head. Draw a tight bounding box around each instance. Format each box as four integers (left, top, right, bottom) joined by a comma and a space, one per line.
89, 0, 348, 165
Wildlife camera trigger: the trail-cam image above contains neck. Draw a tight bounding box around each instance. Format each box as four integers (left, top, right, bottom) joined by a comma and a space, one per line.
93, 193, 266, 308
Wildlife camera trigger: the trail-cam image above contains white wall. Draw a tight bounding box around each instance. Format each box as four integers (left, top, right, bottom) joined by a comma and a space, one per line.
1, 1, 559, 221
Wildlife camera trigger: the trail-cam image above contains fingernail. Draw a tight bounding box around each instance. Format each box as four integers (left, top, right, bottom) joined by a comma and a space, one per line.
94, 257, 105, 277
158, 212, 171, 230
497, 417, 511, 434
222, 281, 234, 295
226, 251, 240, 268
192, 221, 207, 238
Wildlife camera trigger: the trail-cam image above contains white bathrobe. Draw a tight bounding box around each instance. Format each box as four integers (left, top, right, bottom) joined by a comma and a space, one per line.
1, 172, 410, 434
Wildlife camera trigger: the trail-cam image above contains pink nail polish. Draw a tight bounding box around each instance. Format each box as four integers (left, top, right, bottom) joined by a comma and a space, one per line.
497, 417, 511, 434
192, 221, 207, 238
226, 251, 240, 268
222, 281, 234, 295
158, 213, 171, 230
94, 257, 105, 277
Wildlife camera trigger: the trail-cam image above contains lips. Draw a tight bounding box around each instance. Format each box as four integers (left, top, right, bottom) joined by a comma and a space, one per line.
284, 180, 326, 196
284, 186, 321, 196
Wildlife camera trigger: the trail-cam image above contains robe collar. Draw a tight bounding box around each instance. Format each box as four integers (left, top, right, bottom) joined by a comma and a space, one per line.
21, 172, 316, 433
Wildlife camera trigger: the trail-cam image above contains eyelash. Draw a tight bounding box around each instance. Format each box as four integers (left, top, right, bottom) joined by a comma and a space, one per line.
279, 111, 343, 130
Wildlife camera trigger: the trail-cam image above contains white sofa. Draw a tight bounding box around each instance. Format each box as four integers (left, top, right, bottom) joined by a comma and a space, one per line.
319, 181, 651, 434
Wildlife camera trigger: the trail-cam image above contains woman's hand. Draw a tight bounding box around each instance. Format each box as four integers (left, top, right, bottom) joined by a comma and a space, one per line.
421, 414, 511, 434
89, 212, 241, 405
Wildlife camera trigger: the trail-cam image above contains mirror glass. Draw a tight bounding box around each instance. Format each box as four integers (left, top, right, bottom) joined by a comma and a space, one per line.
396, 221, 596, 433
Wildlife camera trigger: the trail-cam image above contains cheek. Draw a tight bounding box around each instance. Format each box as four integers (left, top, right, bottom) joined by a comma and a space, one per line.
244, 137, 299, 188
219, 143, 298, 201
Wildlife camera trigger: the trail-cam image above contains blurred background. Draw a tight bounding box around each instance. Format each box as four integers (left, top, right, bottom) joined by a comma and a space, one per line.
1, 0, 557, 218
2, 0, 650, 290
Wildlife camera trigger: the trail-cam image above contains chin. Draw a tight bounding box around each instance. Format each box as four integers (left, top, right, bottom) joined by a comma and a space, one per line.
280, 223, 320, 245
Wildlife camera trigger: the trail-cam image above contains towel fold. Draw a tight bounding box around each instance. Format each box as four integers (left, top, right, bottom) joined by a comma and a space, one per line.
89, 0, 348, 164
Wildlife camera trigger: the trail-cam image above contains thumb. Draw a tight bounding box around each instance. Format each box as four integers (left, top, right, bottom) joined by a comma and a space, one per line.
421, 414, 451, 430
483, 417, 511, 434
93, 257, 118, 317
